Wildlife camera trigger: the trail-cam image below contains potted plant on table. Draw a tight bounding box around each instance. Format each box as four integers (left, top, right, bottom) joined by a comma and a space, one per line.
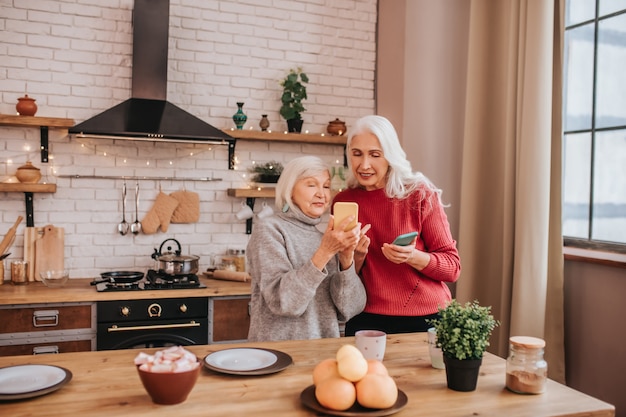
248, 161, 284, 184
428, 299, 499, 392
279, 68, 308, 133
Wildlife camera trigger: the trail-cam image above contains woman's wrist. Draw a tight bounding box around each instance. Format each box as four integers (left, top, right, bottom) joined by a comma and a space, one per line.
406, 248, 430, 270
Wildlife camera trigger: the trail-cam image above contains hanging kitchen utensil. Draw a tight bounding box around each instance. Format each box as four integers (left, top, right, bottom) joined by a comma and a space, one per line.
131, 181, 142, 235
151, 238, 199, 276
0, 216, 23, 255
90, 271, 145, 285
118, 181, 129, 235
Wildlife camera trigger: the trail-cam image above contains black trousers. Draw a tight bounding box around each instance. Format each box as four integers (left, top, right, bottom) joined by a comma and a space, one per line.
344, 311, 440, 337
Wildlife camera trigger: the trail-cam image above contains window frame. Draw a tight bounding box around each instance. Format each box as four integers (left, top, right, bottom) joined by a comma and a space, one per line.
562, 3, 626, 254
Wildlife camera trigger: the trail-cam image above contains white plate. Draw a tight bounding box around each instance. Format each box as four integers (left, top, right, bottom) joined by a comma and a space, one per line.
0, 364, 72, 400
204, 348, 278, 371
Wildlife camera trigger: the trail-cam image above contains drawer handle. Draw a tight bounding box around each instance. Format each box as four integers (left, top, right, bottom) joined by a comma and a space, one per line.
33, 345, 59, 355
33, 310, 59, 327
107, 321, 200, 332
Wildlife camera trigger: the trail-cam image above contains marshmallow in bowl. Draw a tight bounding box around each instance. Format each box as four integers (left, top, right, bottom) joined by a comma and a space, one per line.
134, 346, 199, 373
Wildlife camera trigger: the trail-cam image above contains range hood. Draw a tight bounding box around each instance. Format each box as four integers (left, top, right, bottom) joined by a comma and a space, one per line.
69, 0, 232, 145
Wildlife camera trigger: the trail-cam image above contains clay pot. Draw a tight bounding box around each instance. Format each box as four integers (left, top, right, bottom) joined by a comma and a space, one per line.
16, 95, 37, 116
327, 118, 347, 136
15, 161, 42, 184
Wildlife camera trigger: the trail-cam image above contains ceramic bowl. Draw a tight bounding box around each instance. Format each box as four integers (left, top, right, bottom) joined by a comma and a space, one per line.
137, 361, 201, 405
15, 161, 42, 184
39, 270, 69, 288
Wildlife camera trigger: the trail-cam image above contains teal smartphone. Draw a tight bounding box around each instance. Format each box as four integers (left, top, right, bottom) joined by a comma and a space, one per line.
392, 231, 418, 246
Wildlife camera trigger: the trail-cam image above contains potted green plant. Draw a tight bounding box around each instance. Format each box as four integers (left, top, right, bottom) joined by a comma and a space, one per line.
248, 161, 284, 183
279, 68, 308, 133
428, 299, 499, 392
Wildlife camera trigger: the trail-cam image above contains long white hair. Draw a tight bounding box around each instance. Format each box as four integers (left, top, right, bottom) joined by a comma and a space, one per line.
346, 115, 442, 202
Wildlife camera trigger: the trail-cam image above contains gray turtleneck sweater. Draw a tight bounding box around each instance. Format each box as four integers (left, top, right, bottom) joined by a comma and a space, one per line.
246, 208, 367, 342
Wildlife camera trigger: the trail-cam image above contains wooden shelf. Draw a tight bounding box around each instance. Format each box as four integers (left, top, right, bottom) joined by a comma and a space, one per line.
0, 114, 75, 164
223, 129, 347, 145
0, 184, 57, 226
0, 114, 74, 128
0, 183, 57, 193
227, 188, 275, 199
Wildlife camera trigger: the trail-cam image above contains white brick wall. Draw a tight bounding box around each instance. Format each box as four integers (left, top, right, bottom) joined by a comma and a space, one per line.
0, 0, 376, 278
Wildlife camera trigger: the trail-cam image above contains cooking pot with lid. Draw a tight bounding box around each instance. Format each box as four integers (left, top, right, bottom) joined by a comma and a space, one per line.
152, 238, 199, 276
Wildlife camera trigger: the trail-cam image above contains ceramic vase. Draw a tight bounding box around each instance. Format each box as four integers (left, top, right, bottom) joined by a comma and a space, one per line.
16, 94, 37, 116
232, 102, 247, 130
327, 118, 347, 136
259, 114, 270, 131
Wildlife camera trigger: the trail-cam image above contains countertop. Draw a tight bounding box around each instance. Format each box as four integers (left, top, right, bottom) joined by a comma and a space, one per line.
0, 278, 251, 306
0, 333, 615, 417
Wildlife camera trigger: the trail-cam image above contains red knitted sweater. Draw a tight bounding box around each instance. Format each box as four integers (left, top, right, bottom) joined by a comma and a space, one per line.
333, 186, 461, 316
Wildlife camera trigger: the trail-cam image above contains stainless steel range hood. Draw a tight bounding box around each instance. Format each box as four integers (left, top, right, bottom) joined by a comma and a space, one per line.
69, 0, 232, 145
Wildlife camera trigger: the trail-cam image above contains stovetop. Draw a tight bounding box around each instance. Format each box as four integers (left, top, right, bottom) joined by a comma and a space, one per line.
94, 269, 206, 292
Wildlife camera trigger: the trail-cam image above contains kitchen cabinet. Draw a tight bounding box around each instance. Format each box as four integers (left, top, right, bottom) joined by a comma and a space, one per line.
209, 295, 251, 343
0, 302, 96, 356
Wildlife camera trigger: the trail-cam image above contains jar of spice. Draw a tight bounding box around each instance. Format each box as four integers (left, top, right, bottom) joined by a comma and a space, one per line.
505, 336, 548, 394
227, 249, 246, 272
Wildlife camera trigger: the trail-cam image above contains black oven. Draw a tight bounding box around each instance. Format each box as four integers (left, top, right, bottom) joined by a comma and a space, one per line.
96, 297, 208, 350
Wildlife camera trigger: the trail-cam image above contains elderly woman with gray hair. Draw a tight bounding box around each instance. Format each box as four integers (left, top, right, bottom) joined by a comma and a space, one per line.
246, 156, 367, 342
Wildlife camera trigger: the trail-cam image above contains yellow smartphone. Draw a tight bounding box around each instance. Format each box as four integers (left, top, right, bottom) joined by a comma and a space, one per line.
333, 202, 358, 231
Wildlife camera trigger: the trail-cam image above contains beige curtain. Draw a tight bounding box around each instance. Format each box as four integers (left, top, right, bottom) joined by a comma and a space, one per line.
456, 0, 565, 382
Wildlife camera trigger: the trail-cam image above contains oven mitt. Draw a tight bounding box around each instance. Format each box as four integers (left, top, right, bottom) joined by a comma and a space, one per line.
170, 190, 200, 223
141, 192, 179, 234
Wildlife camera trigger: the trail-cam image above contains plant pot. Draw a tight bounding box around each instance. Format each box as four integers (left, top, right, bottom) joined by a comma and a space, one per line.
287, 118, 303, 133
443, 356, 482, 392
257, 174, 280, 183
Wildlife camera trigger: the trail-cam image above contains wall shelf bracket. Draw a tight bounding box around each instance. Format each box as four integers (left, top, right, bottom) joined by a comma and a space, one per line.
40, 126, 49, 163
24, 192, 35, 227
228, 140, 236, 170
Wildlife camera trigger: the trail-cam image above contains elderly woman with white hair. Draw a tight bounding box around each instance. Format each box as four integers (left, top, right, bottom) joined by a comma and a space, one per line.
334, 115, 461, 336
246, 155, 367, 342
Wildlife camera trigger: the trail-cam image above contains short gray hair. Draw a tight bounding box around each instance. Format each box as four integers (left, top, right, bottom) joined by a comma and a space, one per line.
275, 156, 330, 211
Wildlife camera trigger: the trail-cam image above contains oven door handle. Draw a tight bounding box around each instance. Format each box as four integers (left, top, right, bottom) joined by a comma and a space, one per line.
107, 321, 201, 332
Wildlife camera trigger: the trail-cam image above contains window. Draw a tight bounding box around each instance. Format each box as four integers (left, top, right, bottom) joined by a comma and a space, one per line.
563, 0, 626, 252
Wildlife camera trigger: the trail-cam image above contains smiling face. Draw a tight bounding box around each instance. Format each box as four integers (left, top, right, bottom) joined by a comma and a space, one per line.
348, 131, 389, 190
291, 171, 332, 218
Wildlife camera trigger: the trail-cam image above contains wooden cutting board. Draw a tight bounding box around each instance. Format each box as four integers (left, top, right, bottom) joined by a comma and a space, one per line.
33, 225, 65, 281
23, 227, 38, 281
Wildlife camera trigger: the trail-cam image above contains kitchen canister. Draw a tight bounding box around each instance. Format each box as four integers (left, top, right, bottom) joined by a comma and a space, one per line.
505, 336, 547, 394
10, 260, 29, 285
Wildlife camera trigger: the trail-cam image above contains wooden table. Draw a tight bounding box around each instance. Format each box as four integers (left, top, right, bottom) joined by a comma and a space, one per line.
0, 333, 614, 417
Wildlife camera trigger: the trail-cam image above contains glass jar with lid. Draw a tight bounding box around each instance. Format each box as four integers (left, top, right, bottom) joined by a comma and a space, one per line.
226, 249, 246, 272
505, 336, 548, 394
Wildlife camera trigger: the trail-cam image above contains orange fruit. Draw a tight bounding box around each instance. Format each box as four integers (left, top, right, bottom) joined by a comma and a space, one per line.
355, 374, 398, 409
366, 359, 389, 376
315, 376, 357, 411
312, 358, 340, 385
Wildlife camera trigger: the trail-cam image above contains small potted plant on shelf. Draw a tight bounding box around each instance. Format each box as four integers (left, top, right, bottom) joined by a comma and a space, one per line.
428, 299, 499, 392
248, 161, 284, 184
279, 68, 308, 133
